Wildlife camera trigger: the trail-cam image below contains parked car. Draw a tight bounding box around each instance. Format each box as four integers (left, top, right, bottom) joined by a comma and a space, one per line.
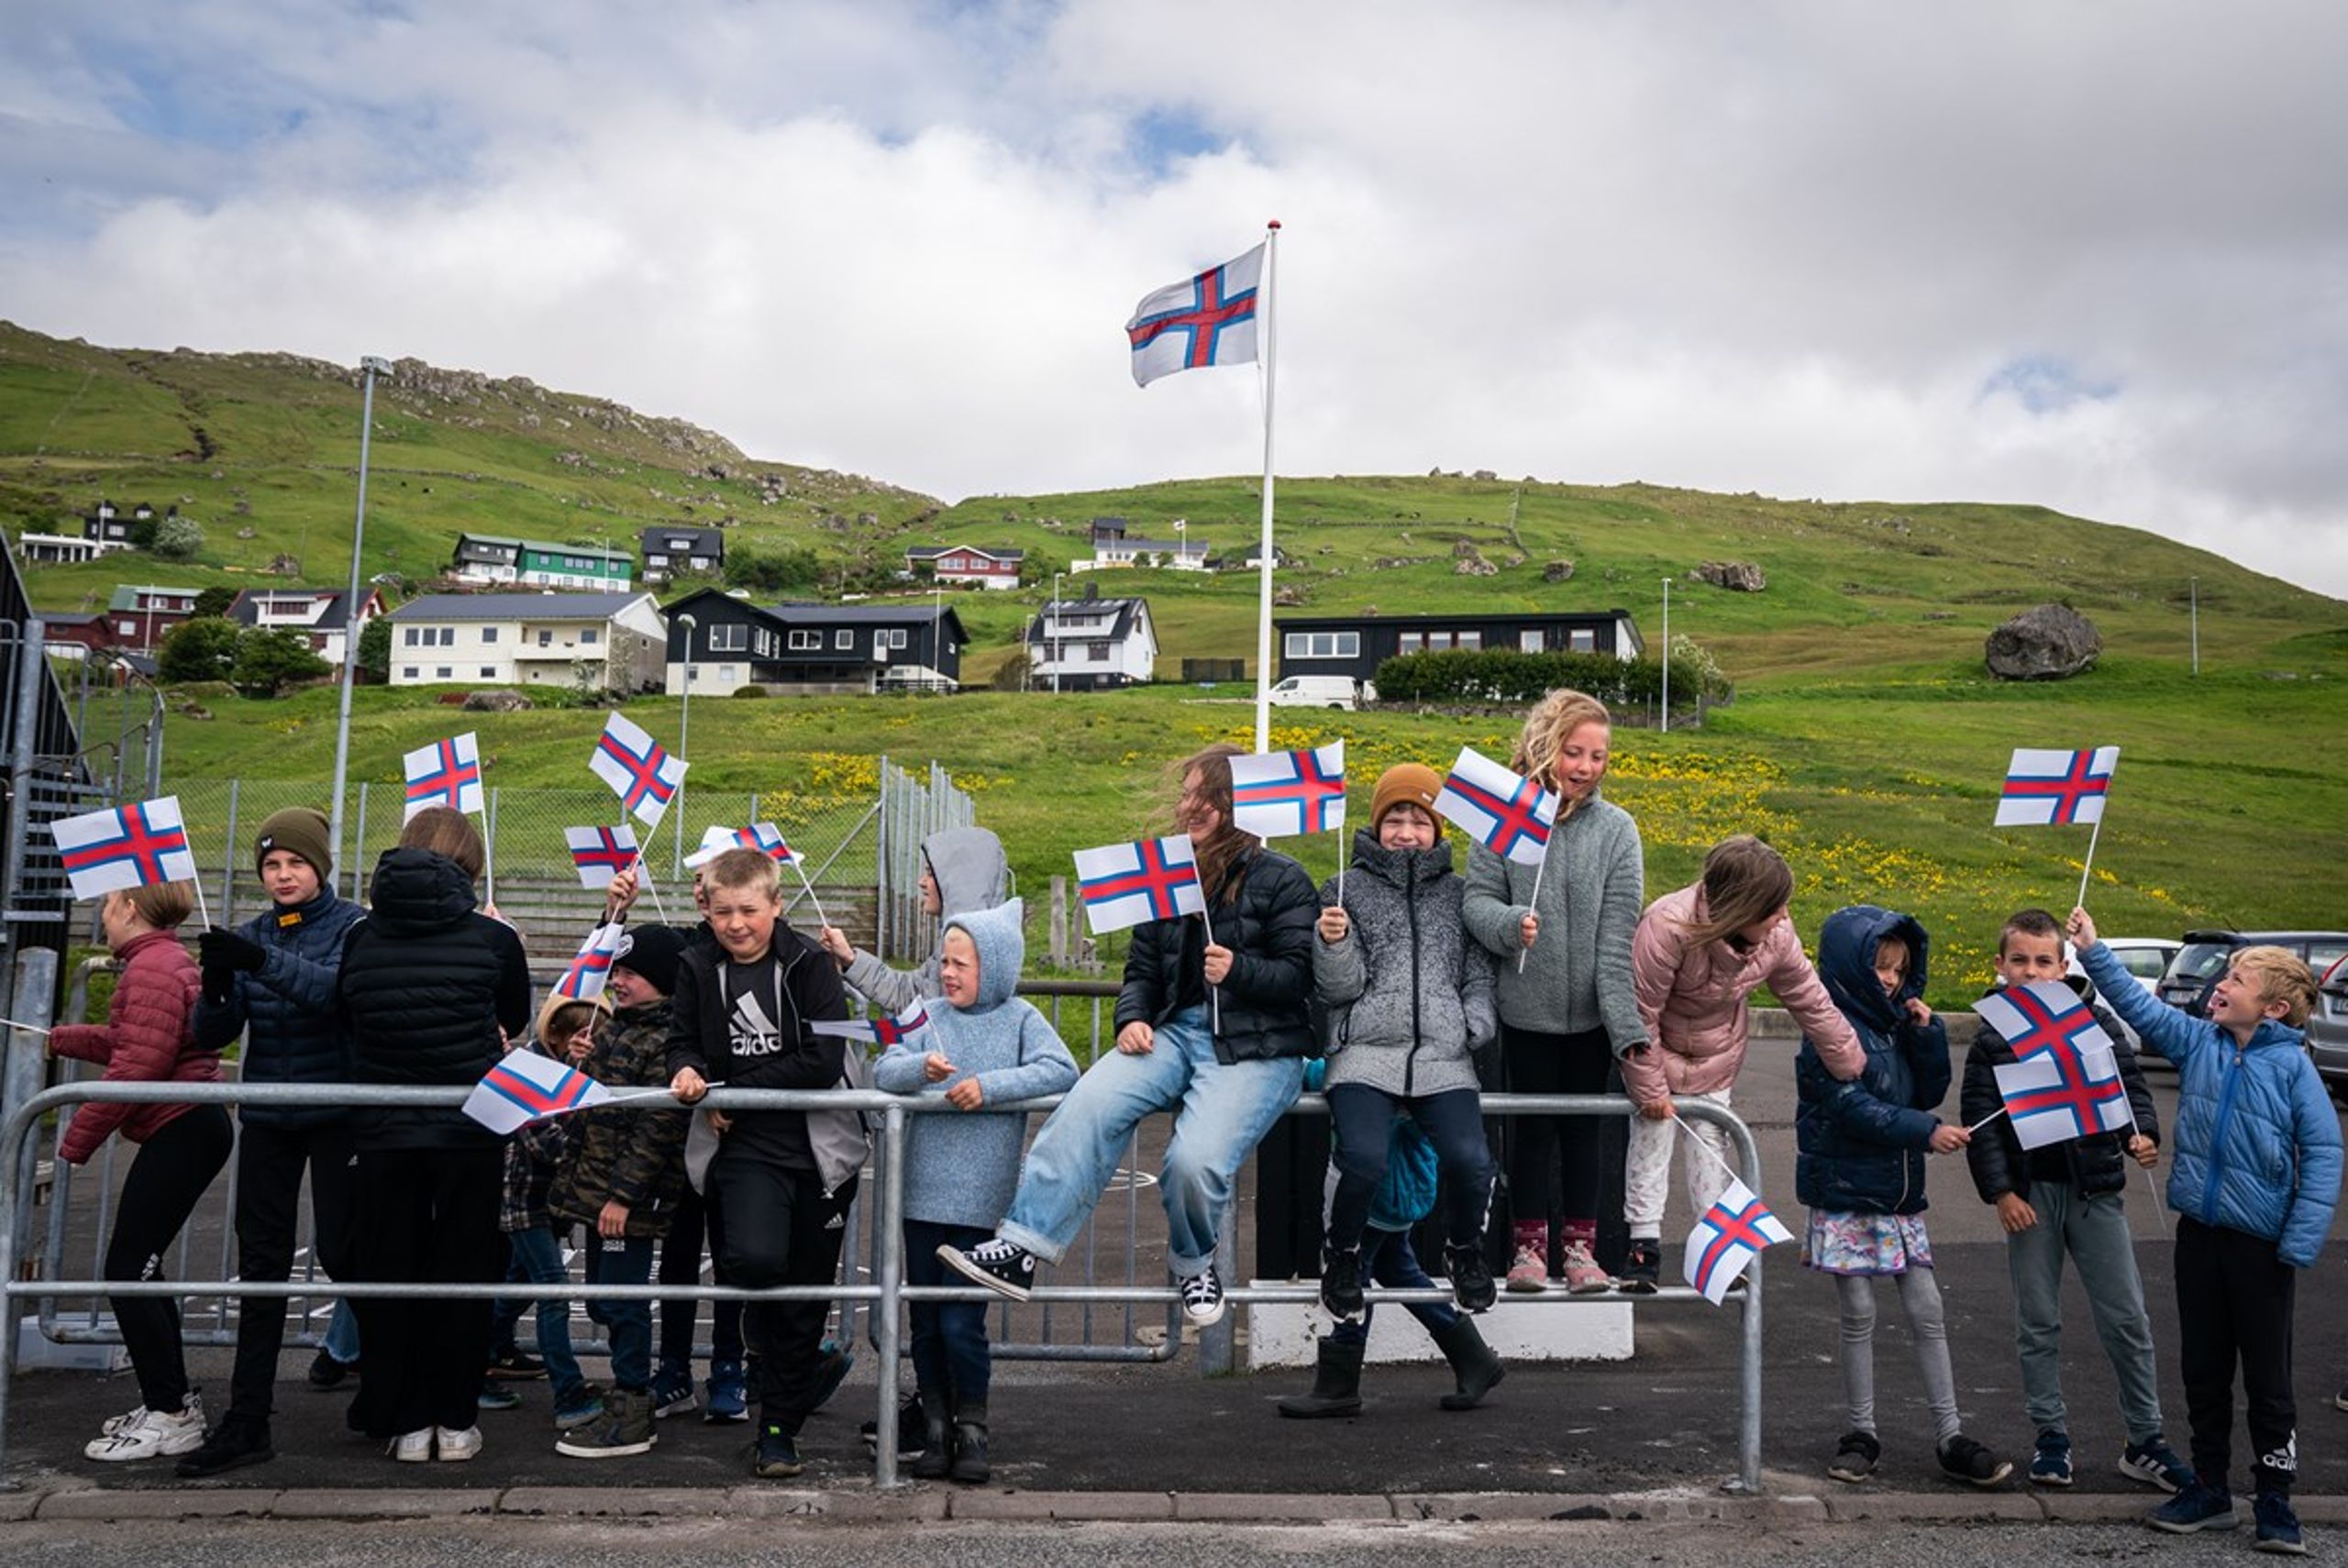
2157, 930, 2348, 1020
2306, 955, 2348, 1107
1267, 674, 1375, 710
2068, 936, 2183, 1061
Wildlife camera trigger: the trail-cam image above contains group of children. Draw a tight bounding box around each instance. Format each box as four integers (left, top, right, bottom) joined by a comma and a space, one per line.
40, 689, 2343, 1550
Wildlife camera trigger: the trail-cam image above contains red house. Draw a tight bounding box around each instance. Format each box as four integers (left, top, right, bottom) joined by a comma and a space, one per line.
905, 545, 1024, 591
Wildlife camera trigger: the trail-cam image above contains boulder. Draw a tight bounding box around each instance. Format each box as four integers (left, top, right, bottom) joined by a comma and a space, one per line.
1543, 559, 1576, 584
1984, 604, 2102, 680
1453, 555, 1498, 578
462, 689, 536, 712
1692, 561, 1767, 592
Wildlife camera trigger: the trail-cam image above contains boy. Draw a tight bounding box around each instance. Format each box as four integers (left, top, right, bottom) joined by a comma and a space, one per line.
1959, 909, 2191, 1494
178, 807, 364, 1476
872, 899, 1078, 1482
2071, 908, 2342, 1553
488, 996, 604, 1431
554, 924, 691, 1458
667, 847, 866, 1479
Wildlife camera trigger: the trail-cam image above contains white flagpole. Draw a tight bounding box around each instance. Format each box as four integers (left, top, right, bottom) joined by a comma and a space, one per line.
1516, 851, 1548, 976
1252, 220, 1280, 755
2073, 813, 2105, 911
189, 875, 213, 933
478, 804, 496, 910
629, 851, 672, 924
785, 855, 832, 933
1966, 1106, 2011, 1137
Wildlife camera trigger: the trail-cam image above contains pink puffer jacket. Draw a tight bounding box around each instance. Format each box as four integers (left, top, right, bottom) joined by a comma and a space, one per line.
1622, 883, 1862, 1103
47, 928, 216, 1165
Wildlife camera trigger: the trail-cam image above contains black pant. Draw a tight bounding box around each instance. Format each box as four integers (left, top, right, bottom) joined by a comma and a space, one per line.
105, 1106, 234, 1415
226, 1120, 355, 1419
2174, 1216, 2298, 1494
903, 1218, 992, 1410
1500, 1024, 1611, 1232
709, 1155, 856, 1434
346, 1144, 504, 1437
658, 1183, 745, 1371
1324, 1084, 1495, 1253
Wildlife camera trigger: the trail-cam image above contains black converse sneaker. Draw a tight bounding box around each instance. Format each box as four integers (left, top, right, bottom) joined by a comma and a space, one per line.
1319, 1246, 1365, 1319
940, 1237, 1036, 1301
1179, 1264, 1227, 1328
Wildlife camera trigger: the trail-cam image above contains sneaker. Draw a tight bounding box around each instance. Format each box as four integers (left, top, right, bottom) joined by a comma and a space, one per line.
705, 1358, 750, 1423
1178, 1264, 1227, 1328
861, 1397, 928, 1460
1504, 1244, 1547, 1293
2335, 1386, 2348, 1414
476, 1385, 522, 1412
1616, 1238, 1662, 1296
2029, 1428, 2074, 1486
752, 1422, 803, 1479
555, 1389, 656, 1460
2148, 1479, 2238, 1534
553, 1394, 606, 1431
2253, 1491, 2306, 1555
650, 1364, 697, 1419
485, 1349, 547, 1380
1319, 1246, 1364, 1319
1559, 1239, 1610, 1295
939, 1237, 1036, 1302
435, 1425, 482, 1461
1445, 1243, 1497, 1313
306, 1351, 358, 1391
807, 1339, 853, 1413
1827, 1429, 1880, 1485
98, 1402, 149, 1439
173, 1412, 275, 1478
389, 1428, 433, 1463
84, 1398, 206, 1462
2119, 1435, 2195, 1494
1936, 1432, 2013, 1488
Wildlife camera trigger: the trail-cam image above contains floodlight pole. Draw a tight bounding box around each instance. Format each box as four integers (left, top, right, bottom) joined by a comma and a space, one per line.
1659, 578, 1672, 733
327, 355, 390, 867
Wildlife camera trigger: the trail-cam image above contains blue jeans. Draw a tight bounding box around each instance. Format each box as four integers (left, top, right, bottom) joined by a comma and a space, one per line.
323, 1299, 360, 1364
1329, 1227, 1458, 1350
1324, 1084, 1495, 1254
587, 1234, 657, 1394
998, 1007, 1305, 1276
493, 1225, 589, 1410
904, 1219, 992, 1408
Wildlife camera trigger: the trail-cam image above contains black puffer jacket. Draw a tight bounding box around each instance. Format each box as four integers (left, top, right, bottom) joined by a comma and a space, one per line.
192, 886, 363, 1128
338, 847, 534, 1150
1960, 982, 2159, 1205
1115, 842, 1317, 1064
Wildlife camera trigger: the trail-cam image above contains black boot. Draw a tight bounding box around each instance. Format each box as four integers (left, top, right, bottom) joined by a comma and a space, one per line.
948, 1403, 990, 1485
1433, 1316, 1504, 1410
1277, 1339, 1365, 1419
910, 1403, 953, 1480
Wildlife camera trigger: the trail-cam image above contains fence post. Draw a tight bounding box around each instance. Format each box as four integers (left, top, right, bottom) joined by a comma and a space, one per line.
1198, 1215, 1238, 1376
352, 780, 370, 900
220, 778, 241, 929
874, 756, 890, 962
1049, 877, 1069, 966
2, 946, 58, 1367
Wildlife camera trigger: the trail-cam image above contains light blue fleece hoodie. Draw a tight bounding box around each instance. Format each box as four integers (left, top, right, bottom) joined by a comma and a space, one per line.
871, 898, 1079, 1229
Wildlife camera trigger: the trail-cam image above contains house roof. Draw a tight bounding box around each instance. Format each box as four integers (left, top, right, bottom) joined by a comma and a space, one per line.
457, 532, 633, 563
227, 587, 379, 627
639, 525, 726, 552
658, 587, 970, 644
106, 585, 199, 611
1026, 595, 1147, 646
1273, 610, 1638, 630
389, 591, 652, 622
906, 545, 1024, 565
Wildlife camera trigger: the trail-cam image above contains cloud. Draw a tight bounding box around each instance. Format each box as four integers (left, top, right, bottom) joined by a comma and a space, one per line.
4, 0, 2344, 597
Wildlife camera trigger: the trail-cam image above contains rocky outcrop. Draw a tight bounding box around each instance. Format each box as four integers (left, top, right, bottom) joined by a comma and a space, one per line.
1692, 561, 1767, 592
461, 689, 535, 712
1985, 604, 2102, 680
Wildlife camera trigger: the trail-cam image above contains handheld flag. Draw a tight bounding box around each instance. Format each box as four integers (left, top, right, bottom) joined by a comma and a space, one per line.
403, 733, 484, 821
50, 796, 198, 900
1074, 836, 1205, 934
1996, 746, 2119, 827
1434, 747, 1558, 867
554, 922, 626, 1002
590, 712, 687, 826
1983, 980, 2133, 1150
684, 823, 793, 869
812, 999, 934, 1050
1682, 1177, 1792, 1305
1228, 741, 1346, 840
1126, 244, 1264, 387
462, 1048, 611, 1137
565, 824, 640, 889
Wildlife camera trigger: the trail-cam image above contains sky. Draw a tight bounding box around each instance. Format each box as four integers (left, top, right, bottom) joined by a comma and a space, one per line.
4, 1, 2344, 599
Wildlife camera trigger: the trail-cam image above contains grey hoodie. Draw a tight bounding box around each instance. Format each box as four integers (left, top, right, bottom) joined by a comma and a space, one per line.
842, 826, 1009, 1012
871, 899, 1079, 1229
1314, 831, 1496, 1099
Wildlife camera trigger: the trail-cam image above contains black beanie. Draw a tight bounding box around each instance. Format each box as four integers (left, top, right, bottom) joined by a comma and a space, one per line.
612, 923, 685, 997
255, 806, 333, 880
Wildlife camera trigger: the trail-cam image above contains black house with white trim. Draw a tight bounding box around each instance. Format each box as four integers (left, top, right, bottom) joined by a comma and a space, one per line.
1273, 610, 1644, 685
661, 588, 969, 695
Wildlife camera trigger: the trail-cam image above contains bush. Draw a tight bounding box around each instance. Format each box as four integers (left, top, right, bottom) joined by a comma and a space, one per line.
356, 616, 393, 682
1370, 648, 1727, 709
151, 514, 205, 560
157, 617, 243, 683
230, 628, 330, 697
730, 684, 770, 699
725, 546, 824, 594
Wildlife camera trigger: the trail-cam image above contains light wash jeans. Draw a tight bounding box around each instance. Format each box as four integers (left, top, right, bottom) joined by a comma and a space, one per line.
2006, 1181, 2164, 1441
998, 1007, 1305, 1277
322, 1299, 360, 1364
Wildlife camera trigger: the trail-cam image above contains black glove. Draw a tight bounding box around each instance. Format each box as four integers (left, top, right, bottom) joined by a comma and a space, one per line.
203, 967, 236, 1008
198, 928, 267, 975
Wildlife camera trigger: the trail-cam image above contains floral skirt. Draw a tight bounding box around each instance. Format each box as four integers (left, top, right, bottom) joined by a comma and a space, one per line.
1802, 1209, 1933, 1277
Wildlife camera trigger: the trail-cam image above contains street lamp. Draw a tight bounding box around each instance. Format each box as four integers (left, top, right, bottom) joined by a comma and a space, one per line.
672, 613, 696, 876
1659, 577, 1672, 734
1049, 572, 1061, 695
327, 355, 390, 878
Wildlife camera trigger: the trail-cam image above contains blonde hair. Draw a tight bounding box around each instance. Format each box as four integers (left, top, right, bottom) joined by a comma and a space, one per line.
116, 883, 194, 930
1681, 835, 1794, 945
2231, 945, 2318, 1029
1175, 741, 1254, 904
398, 805, 484, 881
703, 846, 782, 900
1512, 688, 1611, 812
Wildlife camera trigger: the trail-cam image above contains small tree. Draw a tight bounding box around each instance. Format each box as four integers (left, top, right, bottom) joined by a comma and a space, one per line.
190, 586, 237, 619
151, 514, 205, 560
231, 628, 329, 698
355, 616, 393, 683
156, 617, 243, 683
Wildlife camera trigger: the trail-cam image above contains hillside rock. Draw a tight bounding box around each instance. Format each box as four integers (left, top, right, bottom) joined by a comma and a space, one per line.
1693, 561, 1767, 592
1986, 604, 2102, 680
1452, 542, 1498, 577
461, 689, 535, 712
1543, 559, 1576, 583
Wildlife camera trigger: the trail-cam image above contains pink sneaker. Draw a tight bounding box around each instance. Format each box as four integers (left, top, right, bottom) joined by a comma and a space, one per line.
1504, 1244, 1548, 1293
1560, 1239, 1611, 1295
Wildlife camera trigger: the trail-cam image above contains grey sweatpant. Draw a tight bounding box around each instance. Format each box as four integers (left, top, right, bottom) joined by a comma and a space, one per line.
2005, 1182, 2164, 1441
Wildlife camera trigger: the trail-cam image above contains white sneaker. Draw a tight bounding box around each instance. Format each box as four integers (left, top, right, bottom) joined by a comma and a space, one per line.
85, 1398, 205, 1462
1178, 1265, 1227, 1328
435, 1425, 483, 1462
390, 1428, 433, 1463
98, 1403, 149, 1439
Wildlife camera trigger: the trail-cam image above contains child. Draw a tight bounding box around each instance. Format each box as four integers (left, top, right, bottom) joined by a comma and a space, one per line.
1278, 1060, 1506, 1419
2071, 908, 2342, 1552
1313, 762, 1500, 1318
53, 882, 231, 1463
872, 899, 1078, 1482
178, 806, 364, 1477
1959, 909, 2189, 1494
819, 825, 1009, 1010
1621, 836, 1864, 1291
1796, 904, 2007, 1489
667, 846, 867, 1480
553, 924, 691, 1459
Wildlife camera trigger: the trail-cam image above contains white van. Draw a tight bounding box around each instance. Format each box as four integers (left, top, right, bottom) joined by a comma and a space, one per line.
1267, 674, 1374, 710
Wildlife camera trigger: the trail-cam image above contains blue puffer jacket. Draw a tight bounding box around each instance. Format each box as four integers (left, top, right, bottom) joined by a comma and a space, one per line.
1795, 906, 1951, 1216
2081, 942, 2342, 1267
192, 887, 363, 1128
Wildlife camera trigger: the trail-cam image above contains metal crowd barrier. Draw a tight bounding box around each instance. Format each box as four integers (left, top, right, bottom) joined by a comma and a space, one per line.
0, 1079, 1768, 1493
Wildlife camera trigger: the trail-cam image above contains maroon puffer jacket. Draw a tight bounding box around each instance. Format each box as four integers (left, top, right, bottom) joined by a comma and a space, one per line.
48, 927, 218, 1165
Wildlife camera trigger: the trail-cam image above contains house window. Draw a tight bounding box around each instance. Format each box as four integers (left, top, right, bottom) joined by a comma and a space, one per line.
1089, 641, 1110, 659
835, 629, 853, 650
1398, 633, 1424, 655
436, 666, 451, 679
1520, 630, 1543, 653
404, 627, 420, 647
884, 629, 909, 649
1457, 631, 1481, 651
580, 628, 598, 646
482, 628, 499, 644
538, 630, 553, 647
440, 627, 458, 646
1281, 632, 1360, 659
1568, 629, 1598, 652
402, 667, 417, 679
117, 621, 136, 635
789, 630, 820, 651
709, 624, 747, 653
480, 667, 496, 678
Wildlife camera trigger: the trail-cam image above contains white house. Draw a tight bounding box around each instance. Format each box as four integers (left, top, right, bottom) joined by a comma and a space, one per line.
386, 591, 666, 693
1025, 589, 1157, 690
227, 587, 387, 668
1070, 516, 1206, 573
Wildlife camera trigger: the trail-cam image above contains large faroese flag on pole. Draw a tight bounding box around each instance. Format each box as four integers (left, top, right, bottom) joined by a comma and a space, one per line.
1126, 245, 1264, 387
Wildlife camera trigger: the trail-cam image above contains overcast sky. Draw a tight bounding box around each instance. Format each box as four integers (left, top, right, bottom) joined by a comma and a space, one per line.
5, 1, 2344, 598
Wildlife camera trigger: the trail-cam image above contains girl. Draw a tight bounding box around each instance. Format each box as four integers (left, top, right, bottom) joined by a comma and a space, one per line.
1618, 835, 1863, 1290
56, 882, 231, 1463
944, 743, 1318, 1327
1461, 689, 1645, 1293
1796, 903, 2007, 1489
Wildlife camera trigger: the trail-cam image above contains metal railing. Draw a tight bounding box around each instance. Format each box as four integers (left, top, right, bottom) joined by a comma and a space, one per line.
0, 1077, 1767, 1493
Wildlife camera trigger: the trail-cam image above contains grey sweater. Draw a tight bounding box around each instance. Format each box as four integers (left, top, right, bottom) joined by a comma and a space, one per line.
1314, 832, 1495, 1099
1460, 790, 1647, 1055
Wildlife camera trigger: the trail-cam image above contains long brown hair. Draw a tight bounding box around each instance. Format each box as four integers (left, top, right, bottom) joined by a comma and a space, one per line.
1680, 834, 1793, 946
1175, 742, 1253, 904
1512, 688, 1611, 818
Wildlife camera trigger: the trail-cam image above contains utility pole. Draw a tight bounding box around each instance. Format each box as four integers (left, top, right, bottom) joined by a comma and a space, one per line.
1659, 578, 1671, 733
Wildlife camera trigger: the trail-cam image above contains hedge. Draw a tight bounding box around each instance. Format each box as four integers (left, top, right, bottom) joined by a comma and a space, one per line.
1371, 649, 1722, 708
